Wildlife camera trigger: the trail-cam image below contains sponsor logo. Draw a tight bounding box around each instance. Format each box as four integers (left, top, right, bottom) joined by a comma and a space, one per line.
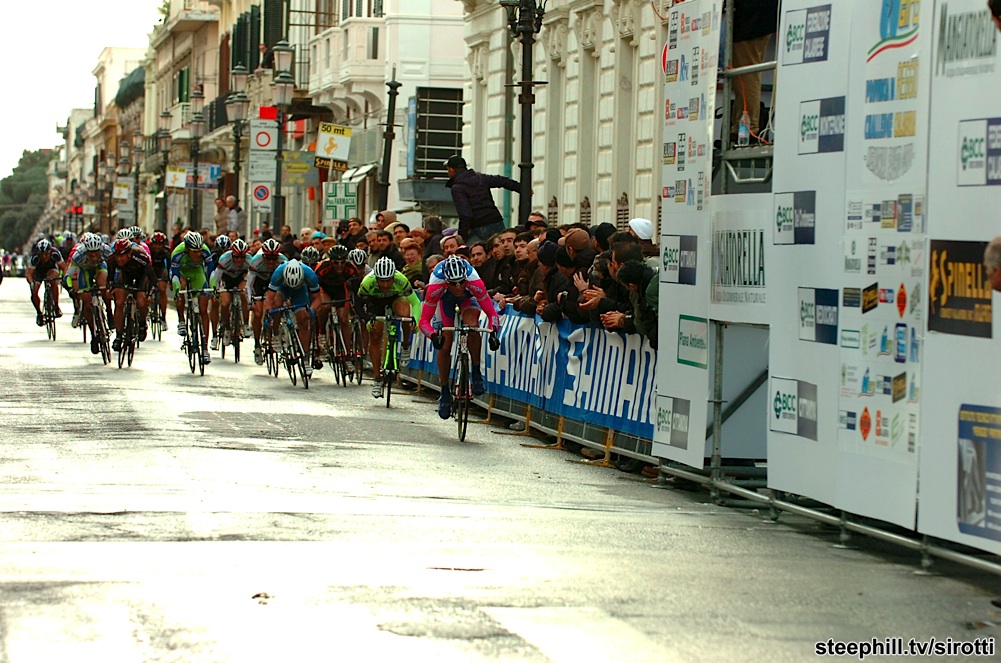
894, 323, 907, 363
860, 407, 872, 441
845, 238, 862, 273
843, 287, 862, 308
928, 239, 993, 338
878, 326, 893, 357
846, 199, 864, 231
868, 237, 878, 274
669, 11, 679, 50
677, 132, 686, 170
798, 96, 846, 154
677, 315, 708, 368
771, 377, 819, 441
957, 118, 1001, 186
712, 229, 766, 304
839, 410, 858, 431
799, 287, 839, 345
892, 372, 907, 403
869, 0, 920, 64
661, 235, 698, 285
675, 179, 687, 203
897, 282, 907, 317
663, 142, 677, 166
784, 4, 832, 66
841, 329, 860, 348
880, 245, 897, 266
656, 394, 691, 450
688, 97, 700, 121
666, 59, 679, 83
879, 287, 895, 304
936, 3, 998, 77
691, 46, 700, 86
862, 282, 879, 314
774, 191, 817, 245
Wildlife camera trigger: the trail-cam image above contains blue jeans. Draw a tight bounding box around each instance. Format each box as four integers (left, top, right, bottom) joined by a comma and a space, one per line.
465, 221, 506, 245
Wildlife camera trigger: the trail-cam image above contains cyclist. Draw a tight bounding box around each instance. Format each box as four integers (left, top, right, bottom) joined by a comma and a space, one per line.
314, 244, 362, 357
356, 256, 421, 398
300, 245, 321, 270
147, 231, 171, 330
67, 233, 111, 354
126, 227, 151, 258
26, 238, 66, 326
248, 238, 288, 365
348, 248, 371, 278
420, 254, 501, 419
208, 234, 233, 350
265, 259, 321, 377
212, 238, 251, 349
108, 238, 156, 349
170, 232, 215, 365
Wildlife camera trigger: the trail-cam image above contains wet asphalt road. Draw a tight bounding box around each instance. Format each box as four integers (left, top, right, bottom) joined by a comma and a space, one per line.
0, 278, 999, 662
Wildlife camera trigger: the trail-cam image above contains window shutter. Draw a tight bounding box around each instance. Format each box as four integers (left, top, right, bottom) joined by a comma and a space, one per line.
373, 0, 383, 17
342, 0, 350, 19
179, 67, 190, 103
250, 5, 262, 71
263, 0, 284, 47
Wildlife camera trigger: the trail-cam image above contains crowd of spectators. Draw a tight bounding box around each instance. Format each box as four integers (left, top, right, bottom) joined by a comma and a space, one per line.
172, 209, 661, 349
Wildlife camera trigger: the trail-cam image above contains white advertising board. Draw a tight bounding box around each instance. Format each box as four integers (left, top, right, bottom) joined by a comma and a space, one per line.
918, 0, 1001, 554
709, 194, 770, 325
767, 0, 848, 507
652, 0, 720, 468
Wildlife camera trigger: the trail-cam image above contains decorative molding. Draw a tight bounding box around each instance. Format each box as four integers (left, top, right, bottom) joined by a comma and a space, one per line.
467, 43, 490, 84
575, 8, 603, 57
544, 19, 569, 68
610, 0, 642, 46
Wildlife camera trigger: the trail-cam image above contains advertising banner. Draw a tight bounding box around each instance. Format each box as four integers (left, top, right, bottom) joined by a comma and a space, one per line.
709, 194, 770, 325
407, 307, 657, 439
314, 123, 352, 170
767, 0, 852, 506
654, 0, 720, 468
918, 0, 1001, 555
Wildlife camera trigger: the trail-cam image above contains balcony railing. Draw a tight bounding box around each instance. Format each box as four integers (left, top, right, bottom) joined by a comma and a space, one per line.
207, 94, 230, 134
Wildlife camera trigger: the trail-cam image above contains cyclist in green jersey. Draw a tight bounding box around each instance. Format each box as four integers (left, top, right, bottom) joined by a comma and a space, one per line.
356, 257, 421, 398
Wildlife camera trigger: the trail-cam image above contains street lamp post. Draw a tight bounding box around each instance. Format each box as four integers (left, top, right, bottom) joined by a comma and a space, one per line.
271, 40, 295, 230
500, 0, 547, 225
158, 109, 173, 232
376, 69, 402, 213
131, 134, 144, 226
188, 89, 206, 230
226, 65, 251, 206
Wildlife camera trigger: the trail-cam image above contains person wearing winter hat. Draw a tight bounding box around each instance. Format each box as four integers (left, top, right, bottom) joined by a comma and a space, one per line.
628, 217, 660, 268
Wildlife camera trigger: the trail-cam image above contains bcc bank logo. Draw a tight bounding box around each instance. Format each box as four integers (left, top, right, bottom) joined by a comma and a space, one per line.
868, 0, 920, 63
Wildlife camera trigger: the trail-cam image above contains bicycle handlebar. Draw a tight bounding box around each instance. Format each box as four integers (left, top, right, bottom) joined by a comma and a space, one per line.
440, 327, 494, 333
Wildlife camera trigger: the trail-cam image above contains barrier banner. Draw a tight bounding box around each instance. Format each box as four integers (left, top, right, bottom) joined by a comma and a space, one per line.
768, 0, 853, 505
710, 194, 771, 325
408, 307, 656, 440
918, 0, 1001, 555
655, 0, 720, 467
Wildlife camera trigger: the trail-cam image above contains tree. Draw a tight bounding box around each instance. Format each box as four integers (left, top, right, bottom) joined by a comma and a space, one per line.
0, 149, 53, 251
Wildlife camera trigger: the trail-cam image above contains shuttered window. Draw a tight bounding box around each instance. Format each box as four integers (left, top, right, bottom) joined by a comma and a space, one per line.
263, 0, 283, 47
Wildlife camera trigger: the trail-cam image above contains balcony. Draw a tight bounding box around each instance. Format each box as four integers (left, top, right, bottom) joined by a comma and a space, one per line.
308, 18, 386, 98
151, 1, 219, 48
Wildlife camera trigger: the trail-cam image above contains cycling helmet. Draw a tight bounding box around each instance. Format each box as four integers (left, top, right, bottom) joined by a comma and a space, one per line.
83, 234, 104, 251
262, 238, 283, 256
441, 255, 468, 283
300, 246, 320, 263
115, 228, 131, 240
150, 231, 167, 244
328, 245, 349, 261
231, 239, 249, 255
100, 234, 110, 245
183, 232, 204, 250
373, 256, 396, 280
112, 238, 132, 254
35, 239, 52, 253
138, 230, 148, 242
283, 259, 305, 289
214, 235, 232, 251
130, 226, 142, 239
348, 248, 367, 266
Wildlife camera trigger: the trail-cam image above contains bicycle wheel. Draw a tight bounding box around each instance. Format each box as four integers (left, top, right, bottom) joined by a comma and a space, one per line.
231, 306, 242, 364
456, 353, 469, 442
385, 371, 393, 408
284, 326, 297, 386
334, 327, 349, 388
351, 319, 364, 385
118, 309, 130, 369
291, 325, 309, 390
95, 305, 112, 365
44, 289, 56, 341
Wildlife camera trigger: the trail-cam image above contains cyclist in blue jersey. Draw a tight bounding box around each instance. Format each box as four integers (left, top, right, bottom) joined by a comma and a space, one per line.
265, 259, 321, 376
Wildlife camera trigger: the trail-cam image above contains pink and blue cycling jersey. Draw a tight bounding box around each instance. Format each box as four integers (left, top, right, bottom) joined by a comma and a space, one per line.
419, 260, 500, 338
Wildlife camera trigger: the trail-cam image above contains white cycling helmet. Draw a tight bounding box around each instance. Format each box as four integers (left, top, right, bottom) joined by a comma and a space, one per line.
441, 255, 468, 283
347, 248, 367, 266
373, 256, 396, 280
283, 259, 305, 289
183, 232, 204, 250
83, 234, 104, 251
115, 228, 131, 240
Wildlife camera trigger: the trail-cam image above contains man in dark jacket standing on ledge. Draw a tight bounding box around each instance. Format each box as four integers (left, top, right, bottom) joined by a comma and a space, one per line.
445, 155, 521, 244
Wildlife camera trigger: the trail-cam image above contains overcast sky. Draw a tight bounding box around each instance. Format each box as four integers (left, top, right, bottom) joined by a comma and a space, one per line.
0, 1, 162, 179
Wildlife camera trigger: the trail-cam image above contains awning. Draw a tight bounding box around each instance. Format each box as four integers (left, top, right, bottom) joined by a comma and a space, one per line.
348, 163, 377, 183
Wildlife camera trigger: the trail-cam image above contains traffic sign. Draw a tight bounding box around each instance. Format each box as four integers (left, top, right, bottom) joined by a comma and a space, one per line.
248, 151, 277, 181
250, 119, 277, 151
252, 183, 272, 213
166, 166, 188, 190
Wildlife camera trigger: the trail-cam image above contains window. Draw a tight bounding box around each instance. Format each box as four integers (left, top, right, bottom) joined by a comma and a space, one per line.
369, 27, 379, 59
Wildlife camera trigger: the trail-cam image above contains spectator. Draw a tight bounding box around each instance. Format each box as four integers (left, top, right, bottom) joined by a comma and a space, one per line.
440, 231, 463, 258
580, 241, 640, 321
986, 236, 1001, 292
249, 237, 263, 255
559, 227, 596, 270
606, 259, 658, 347
592, 222, 617, 253
170, 223, 182, 251
227, 230, 239, 242
526, 212, 548, 235
386, 221, 411, 246
280, 225, 294, 242
507, 232, 535, 299
534, 241, 571, 323
421, 215, 445, 259
375, 209, 397, 231
730, 0, 779, 144
628, 217, 660, 269
368, 229, 405, 269
226, 196, 248, 236
555, 246, 590, 324
343, 217, 367, 249
213, 197, 228, 236
260, 221, 272, 240
469, 241, 497, 287
336, 219, 350, 244
424, 253, 445, 293
445, 155, 521, 243
400, 238, 423, 286
256, 43, 274, 73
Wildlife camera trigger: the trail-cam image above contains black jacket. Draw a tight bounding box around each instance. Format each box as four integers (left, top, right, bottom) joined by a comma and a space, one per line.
446, 168, 520, 236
